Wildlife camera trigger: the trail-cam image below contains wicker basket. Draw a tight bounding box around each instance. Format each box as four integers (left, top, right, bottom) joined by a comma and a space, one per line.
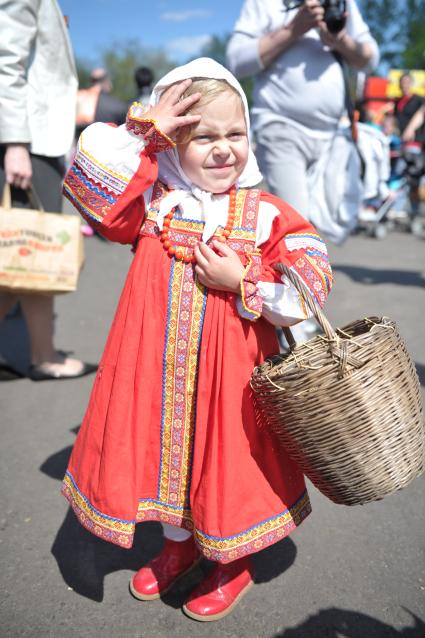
250, 264, 425, 506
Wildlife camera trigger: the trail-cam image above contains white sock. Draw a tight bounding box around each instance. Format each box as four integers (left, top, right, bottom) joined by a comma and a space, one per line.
161, 522, 192, 542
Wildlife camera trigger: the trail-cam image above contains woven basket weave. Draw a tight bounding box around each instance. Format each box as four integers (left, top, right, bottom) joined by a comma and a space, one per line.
250, 264, 425, 506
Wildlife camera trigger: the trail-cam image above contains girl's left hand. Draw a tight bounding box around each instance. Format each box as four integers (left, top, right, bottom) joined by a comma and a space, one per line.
194, 241, 245, 293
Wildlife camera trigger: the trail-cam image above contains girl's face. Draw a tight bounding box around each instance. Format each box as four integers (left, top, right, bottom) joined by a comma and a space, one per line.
177, 91, 249, 194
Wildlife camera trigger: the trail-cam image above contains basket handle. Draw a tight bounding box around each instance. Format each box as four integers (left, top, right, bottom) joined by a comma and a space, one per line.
274, 263, 337, 343
274, 264, 365, 375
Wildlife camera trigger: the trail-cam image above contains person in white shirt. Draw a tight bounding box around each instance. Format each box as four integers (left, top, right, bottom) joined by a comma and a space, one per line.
0, 0, 96, 380
226, 0, 379, 219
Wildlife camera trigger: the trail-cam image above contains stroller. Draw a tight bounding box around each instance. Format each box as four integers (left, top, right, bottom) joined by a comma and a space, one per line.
357, 123, 425, 239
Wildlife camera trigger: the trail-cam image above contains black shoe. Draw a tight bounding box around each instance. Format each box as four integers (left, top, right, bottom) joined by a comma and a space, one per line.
28, 362, 98, 381
0, 362, 26, 381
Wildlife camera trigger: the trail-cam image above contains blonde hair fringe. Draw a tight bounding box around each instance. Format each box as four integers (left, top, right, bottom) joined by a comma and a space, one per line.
173, 78, 241, 144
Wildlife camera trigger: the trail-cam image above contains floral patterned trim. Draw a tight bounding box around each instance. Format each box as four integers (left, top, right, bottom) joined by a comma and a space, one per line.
305, 249, 333, 294
194, 491, 311, 563
136, 499, 194, 530
291, 254, 331, 309
64, 168, 113, 225
63, 471, 310, 559
158, 259, 207, 507
63, 132, 132, 226
137, 491, 311, 563
62, 471, 135, 548
239, 251, 263, 321
126, 103, 175, 153
240, 188, 261, 231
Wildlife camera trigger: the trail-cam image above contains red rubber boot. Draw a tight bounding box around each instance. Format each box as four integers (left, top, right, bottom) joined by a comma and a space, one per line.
182, 557, 254, 621
130, 536, 200, 600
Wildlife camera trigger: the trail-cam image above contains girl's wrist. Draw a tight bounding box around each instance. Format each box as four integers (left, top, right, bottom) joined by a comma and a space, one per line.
126, 103, 176, 153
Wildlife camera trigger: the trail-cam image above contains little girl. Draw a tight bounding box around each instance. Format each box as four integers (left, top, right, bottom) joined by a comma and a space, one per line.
62, 58, 332, 622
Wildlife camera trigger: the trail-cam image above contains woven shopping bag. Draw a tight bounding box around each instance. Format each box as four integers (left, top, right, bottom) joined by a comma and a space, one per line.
0, 185, 84, 294
250, 264, 425, 506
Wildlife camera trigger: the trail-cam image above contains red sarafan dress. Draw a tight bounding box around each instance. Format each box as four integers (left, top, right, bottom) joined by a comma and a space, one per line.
62, 121, 332, 563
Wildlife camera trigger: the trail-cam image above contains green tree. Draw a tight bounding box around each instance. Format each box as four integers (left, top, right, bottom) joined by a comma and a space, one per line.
76, 59, 92, 89
75, 41, 177, 101
403, 0, 425, 69
361, 0, 425, 69
200, 34, 229, 67
199, 33, 254, 106
102, 41, 176, 102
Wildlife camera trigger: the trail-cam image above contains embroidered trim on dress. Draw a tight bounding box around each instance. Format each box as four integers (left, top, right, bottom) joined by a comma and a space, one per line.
62, 471, 135, 548
285, 233, 332, 309
63, 135, 131, 225
63, 467, 310, 559
291, 254, 332, 309
194, 491, 311, 563
240, 251, 263, 321
126, 103, 175, 153
158, 259, 207, 507
137, 499, 194, 530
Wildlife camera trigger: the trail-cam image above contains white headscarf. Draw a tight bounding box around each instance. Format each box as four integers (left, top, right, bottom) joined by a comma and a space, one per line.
148, 57, 262, 241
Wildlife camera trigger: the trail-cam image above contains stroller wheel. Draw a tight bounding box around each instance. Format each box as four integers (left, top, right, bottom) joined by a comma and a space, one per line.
371, 224, 388, 239
411, 217, 425, 237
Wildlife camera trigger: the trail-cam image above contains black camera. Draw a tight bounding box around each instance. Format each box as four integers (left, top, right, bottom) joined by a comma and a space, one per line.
283, 0, 347, 34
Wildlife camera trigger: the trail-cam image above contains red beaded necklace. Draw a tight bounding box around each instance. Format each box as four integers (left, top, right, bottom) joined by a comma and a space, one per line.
159, 186, 237, 263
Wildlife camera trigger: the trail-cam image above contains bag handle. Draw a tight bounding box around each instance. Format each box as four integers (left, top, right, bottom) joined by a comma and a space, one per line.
27, 186, 45, 211
1, 184, 12, 209
1, 183, 45, 212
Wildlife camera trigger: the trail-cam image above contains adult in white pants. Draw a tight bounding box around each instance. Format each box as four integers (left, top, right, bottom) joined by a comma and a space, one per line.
227, 0, 378, 216
227, 0, 379, 341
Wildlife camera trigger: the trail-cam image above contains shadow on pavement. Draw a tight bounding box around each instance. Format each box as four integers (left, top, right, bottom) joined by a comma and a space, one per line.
273, 607, 425, 637
51, 512, 163, 602
43, 431, 298, 603
0, 307, 30, 373
414, 363, 425, 387
40, 425, 80, 481
333, 265, 425, 289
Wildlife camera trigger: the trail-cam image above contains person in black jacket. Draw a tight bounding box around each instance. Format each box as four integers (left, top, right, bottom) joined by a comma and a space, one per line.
395, 72, 424, 142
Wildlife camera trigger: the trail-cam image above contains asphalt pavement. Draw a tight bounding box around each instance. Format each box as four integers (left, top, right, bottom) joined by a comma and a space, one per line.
1, 223, 424, 638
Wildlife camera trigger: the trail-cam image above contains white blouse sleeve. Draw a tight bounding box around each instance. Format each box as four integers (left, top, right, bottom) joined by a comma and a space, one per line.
226, 0, 269, 78
346, 0, 380, 72
77, 122, 147, 192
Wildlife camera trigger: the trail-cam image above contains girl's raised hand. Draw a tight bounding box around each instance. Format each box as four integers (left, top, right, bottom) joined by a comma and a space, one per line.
145, 79, 202, 139
194, 241, 245, 293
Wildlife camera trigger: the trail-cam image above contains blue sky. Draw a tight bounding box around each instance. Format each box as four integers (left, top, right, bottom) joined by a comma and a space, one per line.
59, 0, 244, 64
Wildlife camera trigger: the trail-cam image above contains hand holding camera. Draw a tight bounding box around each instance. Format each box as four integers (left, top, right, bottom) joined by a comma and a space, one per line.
284, 0, 347, 35
288, 0, 325, 38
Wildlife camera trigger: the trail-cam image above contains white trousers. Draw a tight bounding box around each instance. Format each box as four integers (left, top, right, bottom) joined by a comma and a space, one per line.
255, 121, 332, 220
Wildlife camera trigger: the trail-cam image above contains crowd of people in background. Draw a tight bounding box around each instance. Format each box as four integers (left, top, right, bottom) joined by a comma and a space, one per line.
356, 72, 425, 228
